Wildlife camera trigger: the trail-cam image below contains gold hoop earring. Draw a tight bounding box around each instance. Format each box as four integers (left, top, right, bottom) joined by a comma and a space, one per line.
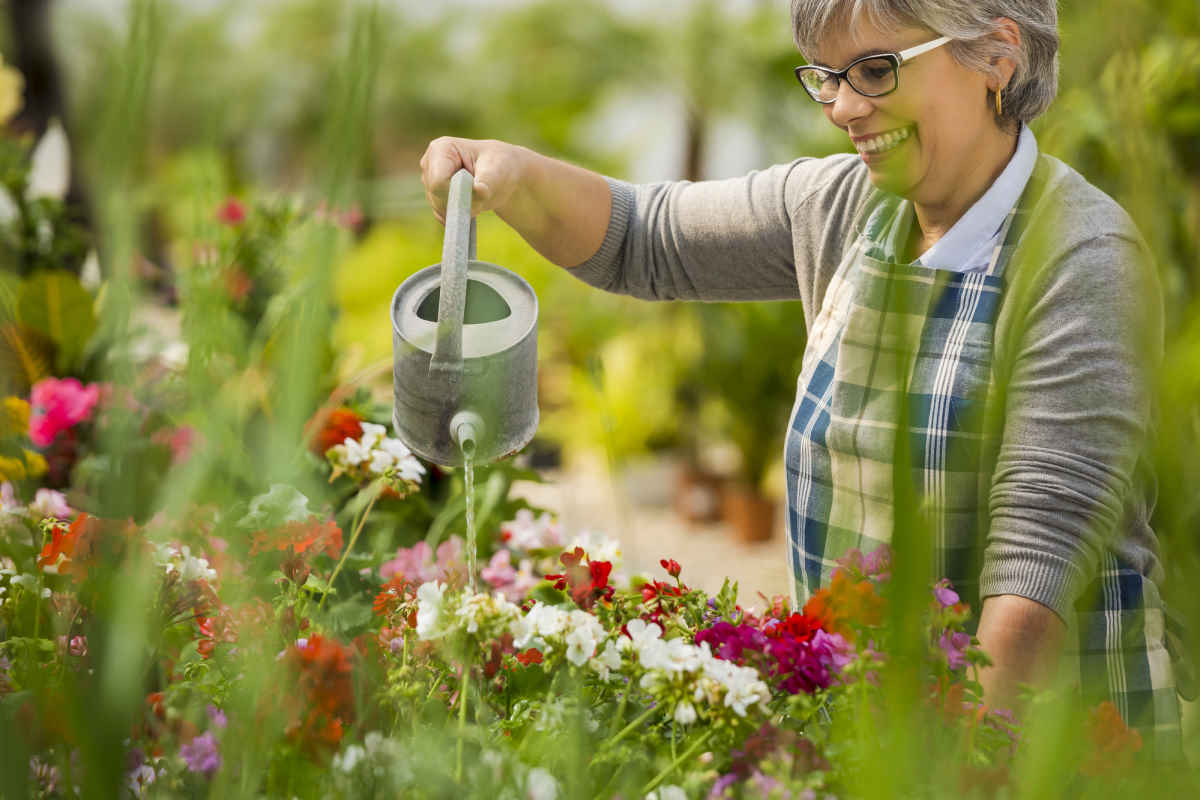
995, 87, 1003, 117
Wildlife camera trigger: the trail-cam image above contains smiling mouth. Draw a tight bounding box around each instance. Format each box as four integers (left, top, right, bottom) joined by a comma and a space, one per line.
855, 126, 915, 156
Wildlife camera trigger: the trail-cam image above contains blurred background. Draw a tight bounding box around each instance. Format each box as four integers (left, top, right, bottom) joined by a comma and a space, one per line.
2, 0, 1197, 597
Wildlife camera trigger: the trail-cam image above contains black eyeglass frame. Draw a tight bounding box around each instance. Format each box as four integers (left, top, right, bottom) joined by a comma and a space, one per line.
793, 35, 952, 104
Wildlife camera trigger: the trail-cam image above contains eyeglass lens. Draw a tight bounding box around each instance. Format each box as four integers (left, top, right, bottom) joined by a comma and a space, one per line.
798, 57, 898, 102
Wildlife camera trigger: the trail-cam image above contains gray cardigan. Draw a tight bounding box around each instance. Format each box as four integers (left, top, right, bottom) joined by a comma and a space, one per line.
569, 153, 1164, 621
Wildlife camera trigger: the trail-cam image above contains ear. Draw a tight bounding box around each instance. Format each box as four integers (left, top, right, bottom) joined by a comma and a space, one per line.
988, 17, 1022, 90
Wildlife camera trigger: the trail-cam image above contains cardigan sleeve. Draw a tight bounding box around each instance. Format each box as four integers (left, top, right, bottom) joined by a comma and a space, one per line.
567, 155, 870, 304
980, 231, 1164, 622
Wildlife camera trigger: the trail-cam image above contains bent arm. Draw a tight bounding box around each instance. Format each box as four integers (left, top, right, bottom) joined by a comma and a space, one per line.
976, 593, 1066, 712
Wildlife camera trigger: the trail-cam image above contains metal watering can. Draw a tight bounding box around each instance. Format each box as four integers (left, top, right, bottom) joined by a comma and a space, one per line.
390, 169, 539, 467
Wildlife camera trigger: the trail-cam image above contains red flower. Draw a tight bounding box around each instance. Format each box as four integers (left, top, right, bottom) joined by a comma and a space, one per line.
659, 558, 682, 578
545, 548, 614, 610
640, 579, 685, 603
250, 518, 343, 560
516, 648, 544, 666
37, 521, 78, 573
216, 197, 246, 226
1080, 701, 1142, 777
195, 611, 236, 659
310, 407, 364, 455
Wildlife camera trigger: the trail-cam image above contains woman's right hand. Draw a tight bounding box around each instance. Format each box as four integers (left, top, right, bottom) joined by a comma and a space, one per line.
419, 137, 526, 225
417, 135, 611, 268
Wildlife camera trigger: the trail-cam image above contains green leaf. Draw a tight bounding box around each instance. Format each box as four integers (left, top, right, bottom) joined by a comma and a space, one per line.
17, 270, 97, 374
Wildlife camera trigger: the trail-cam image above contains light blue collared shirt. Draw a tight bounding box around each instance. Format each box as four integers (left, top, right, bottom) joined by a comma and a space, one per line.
891, 124, 1038, 273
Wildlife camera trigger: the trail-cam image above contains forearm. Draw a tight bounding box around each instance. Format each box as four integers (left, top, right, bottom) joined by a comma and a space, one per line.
498, 144, 612, 269
975, 593, 1066, 713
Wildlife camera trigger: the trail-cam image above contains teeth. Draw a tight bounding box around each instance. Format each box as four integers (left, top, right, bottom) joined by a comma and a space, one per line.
858, 127, 911, 155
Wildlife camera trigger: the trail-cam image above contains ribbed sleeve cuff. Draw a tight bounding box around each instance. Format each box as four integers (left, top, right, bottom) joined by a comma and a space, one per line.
978, 548, 1090, 623
567, 177, 634, 289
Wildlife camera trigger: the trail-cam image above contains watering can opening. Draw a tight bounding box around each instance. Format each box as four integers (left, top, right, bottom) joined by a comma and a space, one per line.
416, 278, 512, 325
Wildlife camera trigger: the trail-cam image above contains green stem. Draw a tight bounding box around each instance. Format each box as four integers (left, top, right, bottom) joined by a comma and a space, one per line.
641, 728, 715, 795
455, 666, 470, 783
33, 525, 50, 642
603, 705, 657, 752
318, 489, 379, 611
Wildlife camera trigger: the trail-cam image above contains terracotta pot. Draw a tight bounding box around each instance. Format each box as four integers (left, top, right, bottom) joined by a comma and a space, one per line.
721, 483, 776, 543
674, 464, 724, 523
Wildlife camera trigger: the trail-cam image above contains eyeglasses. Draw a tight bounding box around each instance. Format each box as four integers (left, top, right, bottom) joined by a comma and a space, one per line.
794, 35, 951, 104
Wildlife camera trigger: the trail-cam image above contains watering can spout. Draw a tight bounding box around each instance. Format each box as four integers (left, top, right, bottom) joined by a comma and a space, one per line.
430, 169, 479, 375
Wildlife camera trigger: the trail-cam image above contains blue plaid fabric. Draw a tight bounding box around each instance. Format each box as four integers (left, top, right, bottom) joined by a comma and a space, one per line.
784, 189, 1181, 757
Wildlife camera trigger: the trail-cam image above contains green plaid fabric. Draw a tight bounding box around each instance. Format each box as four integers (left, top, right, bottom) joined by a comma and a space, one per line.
784, 188, 1182, 757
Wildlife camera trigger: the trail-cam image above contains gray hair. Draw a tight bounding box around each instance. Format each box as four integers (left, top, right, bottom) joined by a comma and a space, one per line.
789, 0, 1059, 127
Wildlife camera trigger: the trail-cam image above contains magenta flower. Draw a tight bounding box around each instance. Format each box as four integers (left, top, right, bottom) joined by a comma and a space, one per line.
28, 377, 100, 448
939, 630, 971, 670
180, 732, 221, 776
933, 578, 960, 608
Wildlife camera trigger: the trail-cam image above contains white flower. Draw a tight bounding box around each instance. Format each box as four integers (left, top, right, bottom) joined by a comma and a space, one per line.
566, 529, 621, 565
359, 422, 387, 450
415, 581, 450, 640
646, 786, 688, 800
368, 448, 397, 475
339, 437, 372, 466
456, 591, 521, 634
524, 767, 558, 800
622, 618, 663, 653
126, 764, 158, 798
392, 452, 427, 482
333, 744, 365, 773
500, 510, 563, 551
564, 625, 598, 666
28, 119, 70, 202
673, 699, 698, 726
591, 640, 623, 680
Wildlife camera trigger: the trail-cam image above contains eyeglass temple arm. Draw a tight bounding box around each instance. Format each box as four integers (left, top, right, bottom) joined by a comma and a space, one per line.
897, 35, 951, 64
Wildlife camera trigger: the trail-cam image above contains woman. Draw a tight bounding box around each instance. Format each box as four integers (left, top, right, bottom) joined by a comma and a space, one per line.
419, 0, 1182, 756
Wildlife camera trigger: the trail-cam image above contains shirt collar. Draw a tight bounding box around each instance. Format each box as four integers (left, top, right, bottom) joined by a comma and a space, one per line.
915, 123, 1038, 271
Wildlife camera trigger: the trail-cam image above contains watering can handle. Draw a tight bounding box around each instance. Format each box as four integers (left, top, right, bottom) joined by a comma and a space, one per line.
431, 169, 477, 371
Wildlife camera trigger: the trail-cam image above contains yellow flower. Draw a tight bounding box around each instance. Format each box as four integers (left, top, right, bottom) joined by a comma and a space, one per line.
0, 454, 26, 482
2, 397, 31, 438
0, 58, 23, 126
23, 448, 46, 478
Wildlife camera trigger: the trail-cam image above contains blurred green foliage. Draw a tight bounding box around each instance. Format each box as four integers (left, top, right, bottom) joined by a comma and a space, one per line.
7, 0, 1199, 768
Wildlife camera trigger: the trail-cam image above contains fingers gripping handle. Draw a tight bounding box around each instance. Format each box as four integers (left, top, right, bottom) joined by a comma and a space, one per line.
431, 169, 477, 371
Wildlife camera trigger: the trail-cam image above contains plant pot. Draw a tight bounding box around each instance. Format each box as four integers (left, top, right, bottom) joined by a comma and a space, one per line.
674, 463, 724, 523
721, 483, 776, 543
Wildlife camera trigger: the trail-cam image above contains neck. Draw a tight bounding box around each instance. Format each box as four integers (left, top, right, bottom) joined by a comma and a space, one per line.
908, 126, 1019, 256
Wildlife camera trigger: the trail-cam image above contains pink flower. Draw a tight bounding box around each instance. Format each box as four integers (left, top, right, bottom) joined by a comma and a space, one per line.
29, 377, 100, 448
152, 425, 198, 465
939, 631, 971, 670
480, 550, 537, 602
378, 536, 465, 584
933, 578, 960, 608
180, 732, 221, 776
68, 635, 87, 657
30, 489, 72, 520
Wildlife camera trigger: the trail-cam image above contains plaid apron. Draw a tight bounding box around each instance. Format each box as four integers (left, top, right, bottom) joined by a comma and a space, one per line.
784, 187, 1182, 757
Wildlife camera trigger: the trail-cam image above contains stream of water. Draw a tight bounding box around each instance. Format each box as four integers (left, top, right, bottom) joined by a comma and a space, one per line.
463, 452, 477, 593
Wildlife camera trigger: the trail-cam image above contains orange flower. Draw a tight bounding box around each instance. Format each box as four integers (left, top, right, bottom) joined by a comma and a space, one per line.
802, 570, 885, 642
373, 576, 414, 618
250, 518, 343, 560
310, 407, 363, 455
284, 635, 356, 751
1080, 701, 1142, 777
37, 513, 138, 578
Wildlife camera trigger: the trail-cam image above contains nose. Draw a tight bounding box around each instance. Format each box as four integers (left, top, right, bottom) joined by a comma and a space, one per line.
825, 79, 873, 129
